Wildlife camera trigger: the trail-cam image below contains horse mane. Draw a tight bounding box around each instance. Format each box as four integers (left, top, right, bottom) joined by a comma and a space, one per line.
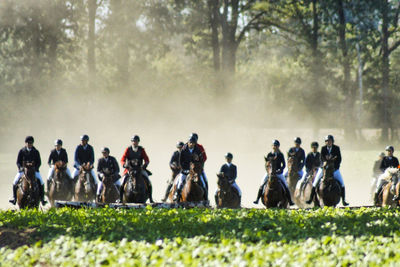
55, 161, 66, 170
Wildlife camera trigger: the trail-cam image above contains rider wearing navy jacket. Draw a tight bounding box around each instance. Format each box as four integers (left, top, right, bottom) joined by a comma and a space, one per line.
253, 140, 294, 206
47, 139, 73, 190
216, 152, 242, 204
283, 137, 305, 179
161, 141, 184, 202
10, 136, 46, 205
72, 134, 97, 184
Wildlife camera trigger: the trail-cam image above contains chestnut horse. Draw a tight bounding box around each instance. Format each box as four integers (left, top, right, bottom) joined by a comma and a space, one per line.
375, 168, 400, 207
16, 161, 40, 209
215, 172, 240, 208
287, 152, 299, 195
294, 167, 318, 208
122, 159, 148, 204
168, 155, 205, 203
48, 161, 73, 207
74, 163, 96, 202
262, 156, 288, 208
316, 156, 341, 207
99, 168, 119, 204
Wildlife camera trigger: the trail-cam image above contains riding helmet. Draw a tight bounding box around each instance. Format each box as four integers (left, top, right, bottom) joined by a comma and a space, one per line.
54, 139, 63, 146
25, 136, 34, 143
188, 136, 197, 143
386, 146, 394, 152
101, 147, 110, 153
294, 137, 302, 144
325, 135, 334, 142
225, 152, 233, 159
311, 141, 319, 148
176, 141, 184, 148
272, 139, 280, 147
131, 135, 140, 142
80, 134, 89, 141
190, 133, 198, 142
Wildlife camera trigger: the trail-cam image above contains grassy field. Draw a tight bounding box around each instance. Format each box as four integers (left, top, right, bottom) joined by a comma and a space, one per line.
1, 207, 400, 266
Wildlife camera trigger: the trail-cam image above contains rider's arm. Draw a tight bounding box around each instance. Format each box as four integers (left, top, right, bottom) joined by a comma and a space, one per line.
141, 148, 150, 168
233, 165, 237, 180
299, 150, 305, 169
120, 147, 129, 167
380, 158, 386, 173
64, 149, 68, 164
74, 146, 81, 168
198, 144, 207, 162
36, 149, 41, 171
336, 146, 342, 167
89, 146, 95, 165
48, 151, 53, 166
16, 149, 23, 170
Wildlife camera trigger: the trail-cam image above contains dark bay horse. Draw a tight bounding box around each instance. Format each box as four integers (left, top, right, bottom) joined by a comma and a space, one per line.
262, 156, 288, 208
74, 163, 96, 202
16, 161, 40, 209
294, 167, 318, 208
316, 156, 341, 207
99, 168, 119, 204
287, 152, 299, 195
215, 172, 240, 208
122, 160, 148, 204
48, 161, 73, 207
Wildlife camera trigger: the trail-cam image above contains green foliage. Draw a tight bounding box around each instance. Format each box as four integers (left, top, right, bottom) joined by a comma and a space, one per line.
1, 207, 400, 265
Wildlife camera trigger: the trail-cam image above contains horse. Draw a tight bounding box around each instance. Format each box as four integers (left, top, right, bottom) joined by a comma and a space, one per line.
74, 163, 96, 202
287, 152, 299, 195
16, 161, 40, 209
377, 168, 400, 207
122, 159, 148, 204
48, 161, 73, 207
294, 167, 318, 208
316, 156, 341, 207
168, 154, 205, 203
99, 168, 119, 204
215, 172, 240, 208
262, 156, 288, 208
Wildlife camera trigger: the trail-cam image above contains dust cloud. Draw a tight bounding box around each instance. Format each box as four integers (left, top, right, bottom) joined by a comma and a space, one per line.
0, 86, 381, 209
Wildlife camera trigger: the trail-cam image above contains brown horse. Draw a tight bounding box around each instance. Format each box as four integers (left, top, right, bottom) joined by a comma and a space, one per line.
16, 161, 40, 209
48, 161, 73, 207
122, 159, 148, 203
294, 167, 318, 208
215, 173, 240, 208
287, 152, 299, 195
262, 157, 288, 208
375, 168, 400, 207
316, 156, 341, 207
99, 168, 119, 204
74, 163, 96, 202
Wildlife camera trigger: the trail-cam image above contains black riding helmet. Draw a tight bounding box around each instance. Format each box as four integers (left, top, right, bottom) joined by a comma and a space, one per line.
386, 146, 394, 153
131, 135, 140, 142
294, 137, 302, 144
101, 147, 110, 153
272, 139, 280, 147
25, 136, 34, 143
311, 141, 319, 148
189, 133, 198, 143
80, 134, 89, 141
325, 135, 334, 143
225, 152, 233, 159
54, 139, 63, 146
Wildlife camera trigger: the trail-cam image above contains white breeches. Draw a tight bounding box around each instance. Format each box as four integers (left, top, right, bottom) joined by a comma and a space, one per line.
262, 173, 288, 187
47, 166, 72, 179
73, 168, 98, 184
14, 171, 44, 185
216, 181, 241, 196
299, 168, 322, 184
175, 172, 206, 190
313, 169, 344, 187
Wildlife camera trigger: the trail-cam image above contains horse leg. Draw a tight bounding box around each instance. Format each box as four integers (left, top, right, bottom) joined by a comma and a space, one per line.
162, 182, 173, 202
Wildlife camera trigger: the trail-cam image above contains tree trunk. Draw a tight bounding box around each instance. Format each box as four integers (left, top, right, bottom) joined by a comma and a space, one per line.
208, 0, 220, 72
381, 0, 390, 142
87, 0, 97, 88
338, 0, 356, 140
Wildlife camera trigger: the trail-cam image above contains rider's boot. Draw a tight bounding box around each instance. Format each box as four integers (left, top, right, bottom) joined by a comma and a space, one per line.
306, 187, 316, 205
253, 186, 263, 204
161, 183, 173, 202
203, 187, 208, 201
284, 185, 295, 206
373, 192, 379, 206
173, 188, 182, 203
148, 182, 154, 203
9, 184, 18, 205
39, 184, 47, 205
119, 178, 127, 203
215, 193, 219, 206
97, 194, 102, 202
341, 186, 349, 206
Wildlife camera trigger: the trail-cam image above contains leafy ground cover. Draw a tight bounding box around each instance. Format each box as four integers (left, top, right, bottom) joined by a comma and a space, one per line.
0, 207, 399, 266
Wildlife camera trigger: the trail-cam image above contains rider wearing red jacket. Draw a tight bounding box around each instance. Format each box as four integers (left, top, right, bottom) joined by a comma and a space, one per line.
120, 135, 154, 203
189, 133, 208, 200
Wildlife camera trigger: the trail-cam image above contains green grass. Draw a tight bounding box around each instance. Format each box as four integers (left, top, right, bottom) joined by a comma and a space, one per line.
1, 207, 400, 266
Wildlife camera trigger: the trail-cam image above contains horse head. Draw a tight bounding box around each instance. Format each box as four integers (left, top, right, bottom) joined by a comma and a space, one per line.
323, 155, 336, 180
264, 156, 277, 176
79, 163, 94, 194
101, 168, 114, 186
217, 172, 231, 192
54, 161, 67, 172
287, 152, 298, 172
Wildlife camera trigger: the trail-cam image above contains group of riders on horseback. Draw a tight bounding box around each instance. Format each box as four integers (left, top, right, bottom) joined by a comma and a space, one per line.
10, 132, 360, 208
